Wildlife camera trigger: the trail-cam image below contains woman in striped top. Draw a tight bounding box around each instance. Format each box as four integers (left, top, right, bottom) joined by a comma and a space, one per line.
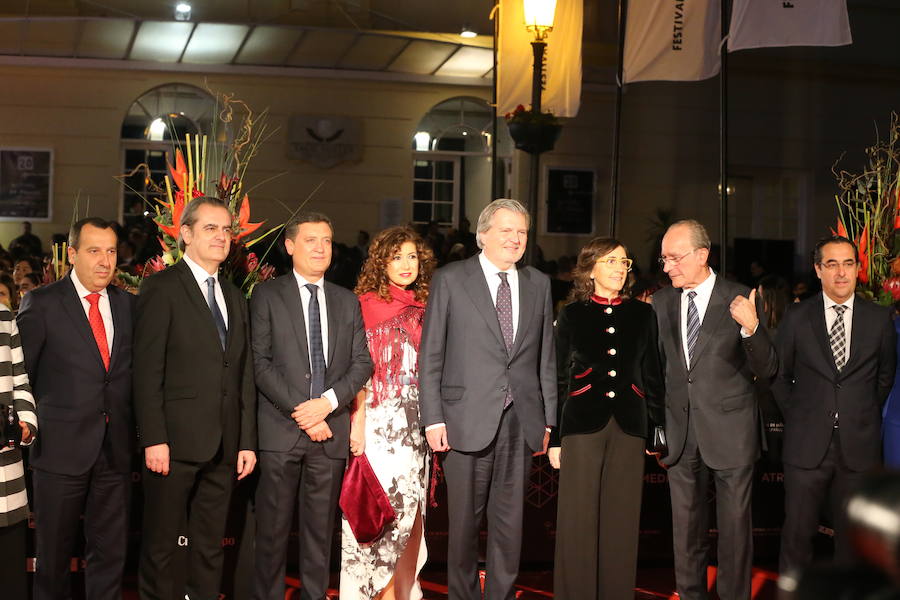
0, 305, 37, 599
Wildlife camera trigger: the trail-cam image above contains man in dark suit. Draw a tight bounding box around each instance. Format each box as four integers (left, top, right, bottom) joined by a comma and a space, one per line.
250, 212, 371, 600
774, 235, 895, 575
653, 219, 777, 600
134, 197, 257, 600
18, 217, 134, 600
419, 198, 557, 600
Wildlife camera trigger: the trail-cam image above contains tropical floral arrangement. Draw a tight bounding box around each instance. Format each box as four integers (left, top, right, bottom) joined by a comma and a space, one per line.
832, 112, 900, 306
119, 91, 284, 297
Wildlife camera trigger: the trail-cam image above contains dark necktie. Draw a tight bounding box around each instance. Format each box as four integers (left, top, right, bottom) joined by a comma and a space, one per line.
496, 272, 513, 408
205, 277, 227, 349
85, 293, 110, 370
830, 304, 848, 370
306, 283, 326, 399
686, 290, 700, 365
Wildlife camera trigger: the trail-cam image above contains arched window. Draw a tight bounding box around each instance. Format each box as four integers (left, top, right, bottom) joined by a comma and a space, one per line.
411, 96, 512, 228
119, 83, 219, 223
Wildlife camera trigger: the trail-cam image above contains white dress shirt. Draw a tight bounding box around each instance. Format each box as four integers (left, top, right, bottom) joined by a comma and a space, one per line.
70, 269, 114, 352
479, 251, 520, 341
292, 271, 338, 411
823, 292, 854, 363
182, 253, 229, 327
680, 270, 717, 369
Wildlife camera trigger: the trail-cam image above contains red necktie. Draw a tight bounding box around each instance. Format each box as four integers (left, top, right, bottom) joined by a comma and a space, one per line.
86, 293, 110, 371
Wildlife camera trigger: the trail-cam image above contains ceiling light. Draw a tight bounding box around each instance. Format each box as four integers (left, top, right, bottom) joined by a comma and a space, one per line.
414, 131, 431, 152
460, 25, 477, 38
175, 2, 192, 21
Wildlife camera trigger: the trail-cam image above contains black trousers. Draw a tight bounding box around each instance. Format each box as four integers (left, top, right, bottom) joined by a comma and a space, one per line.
139, 446, 234, 600
0, 520, 27, 600
553, 418, 645, 600
442, 405, 532, 600
667, 420, 754, 600
252, 435, 345, 600
33, 447, 130, 600
780, 430, 868, 575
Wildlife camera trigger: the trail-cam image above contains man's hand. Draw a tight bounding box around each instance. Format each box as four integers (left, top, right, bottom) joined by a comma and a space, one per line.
533, 429, 550, 457
236, 450, 257, 480
305, 421, 333, 442
19, 421, 32, 444
145, 443, 170, 476
426, 425, 450, 452
730, 288, 759, 334
548, 447, 561, 469
292, 397, 332, 430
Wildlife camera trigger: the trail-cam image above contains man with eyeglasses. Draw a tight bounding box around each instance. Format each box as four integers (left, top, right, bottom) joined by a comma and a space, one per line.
652, 219, 777, 600
773, 235, 895, 576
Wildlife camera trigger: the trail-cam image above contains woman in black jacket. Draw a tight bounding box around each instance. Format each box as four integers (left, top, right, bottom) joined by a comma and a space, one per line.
549, 237, 664, 600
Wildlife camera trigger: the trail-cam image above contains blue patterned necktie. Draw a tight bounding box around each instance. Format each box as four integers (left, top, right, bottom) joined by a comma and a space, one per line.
830, 305, 848, 370
686, 290, 700, 365
305, 283, 326, 398
496, 272, 513, 408
205, 277, 227, 349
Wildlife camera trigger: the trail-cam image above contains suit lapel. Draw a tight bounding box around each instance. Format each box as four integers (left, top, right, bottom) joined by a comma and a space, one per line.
666, 289, 687, 373
174, 260, 223, 352
107, 287, 127, 369
687, 278, 730, 373
462, 257, 506, 350
58, 275, 105, 371
279, 274, 311, 363
808, 293, 839, 375
221, 281, 240, 352
510, 268, 535, 359
324, 282, 338, 367
841, 298, 865, 373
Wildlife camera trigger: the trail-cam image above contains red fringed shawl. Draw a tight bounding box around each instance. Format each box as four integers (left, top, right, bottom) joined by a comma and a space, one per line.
358, 286, 424, 408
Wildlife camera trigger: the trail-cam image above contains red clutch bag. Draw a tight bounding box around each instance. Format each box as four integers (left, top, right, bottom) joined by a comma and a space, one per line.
339, 453, 396, 544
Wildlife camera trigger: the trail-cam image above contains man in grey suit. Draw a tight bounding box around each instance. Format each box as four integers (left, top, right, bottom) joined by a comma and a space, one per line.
653, 220, 777, 600
420, 198, 557, 600
249, 212, 372, 600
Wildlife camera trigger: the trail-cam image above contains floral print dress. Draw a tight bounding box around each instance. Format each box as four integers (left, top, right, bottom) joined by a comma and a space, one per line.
340, 341, 428, 599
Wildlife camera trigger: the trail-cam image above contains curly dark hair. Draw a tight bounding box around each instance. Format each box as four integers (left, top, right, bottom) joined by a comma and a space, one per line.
567, 237, 631, 303
354, 226, 435, 304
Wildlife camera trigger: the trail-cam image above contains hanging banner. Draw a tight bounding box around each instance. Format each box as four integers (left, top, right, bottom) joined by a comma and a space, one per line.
728, 0, 852, 52
623, 0, 721, 83
496, 0, 582, 118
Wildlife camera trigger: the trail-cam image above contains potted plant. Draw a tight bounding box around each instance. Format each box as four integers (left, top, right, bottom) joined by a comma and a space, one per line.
505, 104, 563, 155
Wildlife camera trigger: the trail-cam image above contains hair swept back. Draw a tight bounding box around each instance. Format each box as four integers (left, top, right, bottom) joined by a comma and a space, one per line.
567, 237, 631, 303
354, 226, 436, 304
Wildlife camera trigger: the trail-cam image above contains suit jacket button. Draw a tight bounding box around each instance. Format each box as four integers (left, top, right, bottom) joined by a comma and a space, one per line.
223, 360, 230, 368
688, 378, 693, 384
500, 386, 507, 392
305, 373, 310, 380
104, 378, 110, 385
836, 383, 842, 390
683, 407, 688, 412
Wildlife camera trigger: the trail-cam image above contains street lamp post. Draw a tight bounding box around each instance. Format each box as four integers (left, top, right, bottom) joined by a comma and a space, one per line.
522, 0, 557, 266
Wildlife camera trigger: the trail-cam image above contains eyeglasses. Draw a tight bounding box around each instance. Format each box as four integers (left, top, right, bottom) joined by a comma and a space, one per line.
658, 249, 696, 267
598, 257, 633, 270
818, 259, 858, 271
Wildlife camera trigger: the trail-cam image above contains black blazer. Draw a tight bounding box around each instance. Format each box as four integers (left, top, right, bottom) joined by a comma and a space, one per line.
551, 298, 664, 446
133, 260, 257, 464
654, 277, 777, 469
17, 274, 135, 475
772, 292, 896, 471
249, 274, 372, 459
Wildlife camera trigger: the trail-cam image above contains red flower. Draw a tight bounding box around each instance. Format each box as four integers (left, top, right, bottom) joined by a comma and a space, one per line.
831, 219, 849, 239
884, 276, 900, 301
247, 252, 259, 271
142, 256, 166, 276
857, 224, 870, 285
234, 194, 264, 241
